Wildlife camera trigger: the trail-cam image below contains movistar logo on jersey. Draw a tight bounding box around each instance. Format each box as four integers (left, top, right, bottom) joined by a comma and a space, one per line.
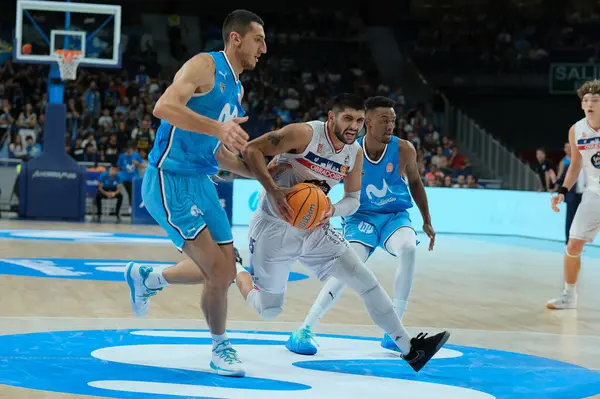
365, 180, 397, 206
218, 103, 238, 123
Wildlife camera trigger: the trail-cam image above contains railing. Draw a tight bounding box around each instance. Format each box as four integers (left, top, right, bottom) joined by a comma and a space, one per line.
450, 106, 538, 191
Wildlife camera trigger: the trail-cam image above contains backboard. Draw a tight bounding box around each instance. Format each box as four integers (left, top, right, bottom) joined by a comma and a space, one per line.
14, 0, 122, 69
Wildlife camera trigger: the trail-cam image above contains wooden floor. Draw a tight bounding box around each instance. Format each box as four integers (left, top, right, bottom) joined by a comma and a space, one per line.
0, 219, 599, 399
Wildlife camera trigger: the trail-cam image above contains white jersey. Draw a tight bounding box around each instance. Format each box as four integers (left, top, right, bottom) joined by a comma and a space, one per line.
259, 120, 361, 220
574, 117, 600, 194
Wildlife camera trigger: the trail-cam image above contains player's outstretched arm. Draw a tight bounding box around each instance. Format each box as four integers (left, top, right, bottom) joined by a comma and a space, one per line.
215, 144, 254, 179
401, 139, 435, 250
332, 148, 363, 217
242, 123, 312, 221
153, 54, 249, 150
241, 123, 312, 193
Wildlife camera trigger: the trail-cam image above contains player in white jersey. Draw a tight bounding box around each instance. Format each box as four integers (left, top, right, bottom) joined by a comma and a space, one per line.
284, 96, 436, 356
237, 93, 450, 372
547, 80, 600, 310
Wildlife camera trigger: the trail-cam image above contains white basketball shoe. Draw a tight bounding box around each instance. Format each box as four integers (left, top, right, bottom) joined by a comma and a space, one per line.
546, 292, 578, 310
210, 340, 245, 377
125, 262, 162, 317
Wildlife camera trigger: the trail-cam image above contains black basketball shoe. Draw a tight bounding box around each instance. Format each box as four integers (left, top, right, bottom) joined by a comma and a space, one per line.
402, 331, 450, 372
234, 247, 243, 266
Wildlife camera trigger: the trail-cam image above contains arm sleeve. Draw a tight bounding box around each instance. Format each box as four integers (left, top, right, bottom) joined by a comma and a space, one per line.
332, 190, 361, 217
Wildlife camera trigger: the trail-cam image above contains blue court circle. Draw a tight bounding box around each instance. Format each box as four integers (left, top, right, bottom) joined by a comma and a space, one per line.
0, 329, 598, 399
0, 258, 309, 283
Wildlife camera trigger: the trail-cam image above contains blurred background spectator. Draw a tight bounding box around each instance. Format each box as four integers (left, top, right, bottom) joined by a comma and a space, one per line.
5, 0, 599, 219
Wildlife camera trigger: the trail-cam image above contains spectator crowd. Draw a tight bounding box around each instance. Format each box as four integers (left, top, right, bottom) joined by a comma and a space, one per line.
0, 8, 481, 199
408, 3, 600, 76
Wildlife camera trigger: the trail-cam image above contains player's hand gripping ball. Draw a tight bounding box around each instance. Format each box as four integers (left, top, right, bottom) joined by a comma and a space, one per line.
286, 183, 329, 230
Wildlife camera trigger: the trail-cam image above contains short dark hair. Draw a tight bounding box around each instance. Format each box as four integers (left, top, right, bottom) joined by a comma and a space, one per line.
222, 9, 264, 44
364, 96, 395, 113
328, 93, 364, 114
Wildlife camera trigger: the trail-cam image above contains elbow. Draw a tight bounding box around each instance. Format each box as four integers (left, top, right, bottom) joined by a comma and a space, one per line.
152, 100, 168, 120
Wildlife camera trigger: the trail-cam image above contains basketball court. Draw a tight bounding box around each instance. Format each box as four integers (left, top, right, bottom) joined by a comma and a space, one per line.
3, 0, 600, 398
1, 219, 600, 399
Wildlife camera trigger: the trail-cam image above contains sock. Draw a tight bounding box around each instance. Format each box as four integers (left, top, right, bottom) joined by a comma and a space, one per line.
565, 283, 577, 295
365, 283, 412, 354
329, 249, 412, 355
393, 248, 416, 319
145, 268, 169, 290
212, 333, 229, 350
393, 299, 408, 321
302, 277, 346, 329
386, 228, 417, 320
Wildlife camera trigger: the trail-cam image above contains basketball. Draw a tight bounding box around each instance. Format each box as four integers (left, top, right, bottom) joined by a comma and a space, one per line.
286, 183, 330, 230
22, 44, 31, 55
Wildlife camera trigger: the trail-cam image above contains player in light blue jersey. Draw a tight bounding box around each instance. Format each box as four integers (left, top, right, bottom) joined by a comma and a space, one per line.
286, 96, 436, 355
124, 10, 267, 377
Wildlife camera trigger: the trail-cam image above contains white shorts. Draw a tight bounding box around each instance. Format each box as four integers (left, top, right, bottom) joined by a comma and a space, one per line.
570, 190, 600, 242
248, 211, 349, 294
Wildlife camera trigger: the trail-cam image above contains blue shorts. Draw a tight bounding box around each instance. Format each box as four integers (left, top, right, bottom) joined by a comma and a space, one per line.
343, 210, 415, 256
142, 165, 232, 251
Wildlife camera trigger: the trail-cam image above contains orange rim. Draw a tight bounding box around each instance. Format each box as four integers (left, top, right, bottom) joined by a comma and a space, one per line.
55, 49, 82, 63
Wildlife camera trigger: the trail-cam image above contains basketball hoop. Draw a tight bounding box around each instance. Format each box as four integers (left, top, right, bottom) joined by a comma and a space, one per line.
54, 49, 82, 81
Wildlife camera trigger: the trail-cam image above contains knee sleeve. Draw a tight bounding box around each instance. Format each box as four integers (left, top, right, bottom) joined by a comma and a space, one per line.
385, 227, 417, 256
246, 289, 284, 320
329, 249, 378, 296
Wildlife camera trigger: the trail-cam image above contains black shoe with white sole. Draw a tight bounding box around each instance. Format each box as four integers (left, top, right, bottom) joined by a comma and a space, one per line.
403, 331, 450, 372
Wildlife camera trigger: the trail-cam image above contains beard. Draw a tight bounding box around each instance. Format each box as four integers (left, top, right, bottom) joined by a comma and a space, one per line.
236, 48, 256, 70
239, 55, 254, 70
333, 121, 357, 144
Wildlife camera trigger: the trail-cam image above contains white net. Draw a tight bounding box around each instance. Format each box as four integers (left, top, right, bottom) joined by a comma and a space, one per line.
55, 50, 82, 81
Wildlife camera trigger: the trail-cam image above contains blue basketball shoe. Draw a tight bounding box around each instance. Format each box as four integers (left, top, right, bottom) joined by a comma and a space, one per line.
381, 333, 400, 352
285, 326, 318, 355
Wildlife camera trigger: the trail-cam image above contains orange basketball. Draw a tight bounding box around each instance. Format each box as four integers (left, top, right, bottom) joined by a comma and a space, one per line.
286, 183, 330, 230
22, 44, 32, 55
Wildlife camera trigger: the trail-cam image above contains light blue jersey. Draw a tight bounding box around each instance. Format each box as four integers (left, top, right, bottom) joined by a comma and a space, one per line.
358, 135, 413, 214
344, 135, 417, 256
143, 51, 242, 251
148, 51, 245, 176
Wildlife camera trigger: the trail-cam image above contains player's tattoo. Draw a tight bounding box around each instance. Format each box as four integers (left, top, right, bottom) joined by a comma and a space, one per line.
268, 131, 282, 146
